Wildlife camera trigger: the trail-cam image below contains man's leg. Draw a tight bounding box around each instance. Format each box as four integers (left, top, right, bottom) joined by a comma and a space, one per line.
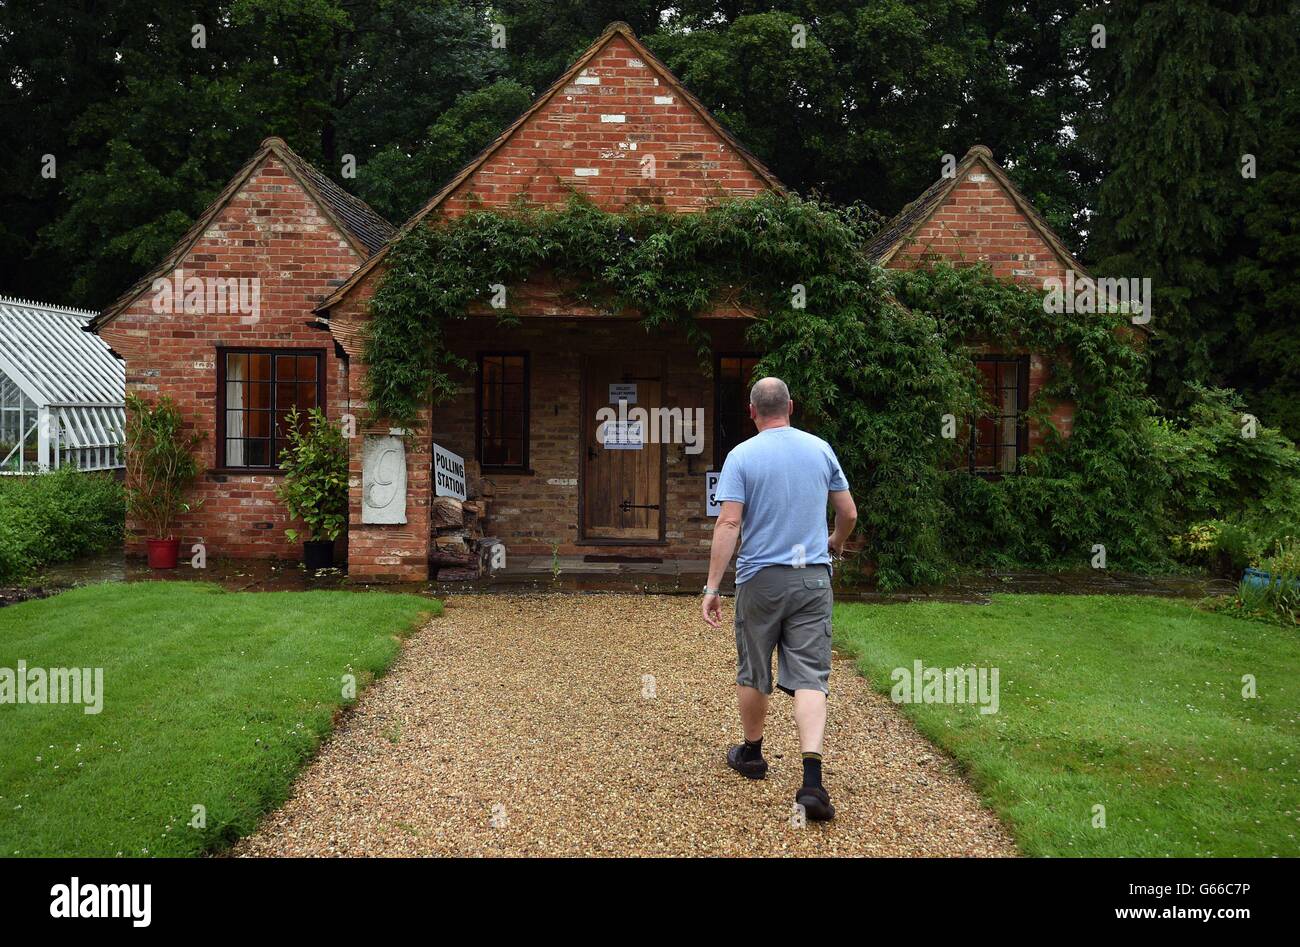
792, 688, 826, 753
737, 685, 769, 742
777, 568, 835, 820
728, 571, 778, 779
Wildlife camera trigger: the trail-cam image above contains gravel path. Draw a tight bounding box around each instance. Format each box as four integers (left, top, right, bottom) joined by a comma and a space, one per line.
234, 594, 1017, 857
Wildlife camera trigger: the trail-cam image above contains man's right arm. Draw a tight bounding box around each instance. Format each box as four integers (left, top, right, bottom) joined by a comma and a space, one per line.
828, 489, 857, 555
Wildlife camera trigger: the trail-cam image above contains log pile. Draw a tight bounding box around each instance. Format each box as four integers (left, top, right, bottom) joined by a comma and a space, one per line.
430, 481, 498, 581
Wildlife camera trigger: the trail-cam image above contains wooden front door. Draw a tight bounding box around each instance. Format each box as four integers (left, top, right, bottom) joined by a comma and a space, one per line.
582, 354, 665, 541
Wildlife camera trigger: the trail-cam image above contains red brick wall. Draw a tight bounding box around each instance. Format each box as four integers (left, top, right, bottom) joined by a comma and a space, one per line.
886, 162, 1076, 446
328, 283, 434, 581
891, 163, 1069, 283
439, 34, 771, 217
98, 155, 360, 559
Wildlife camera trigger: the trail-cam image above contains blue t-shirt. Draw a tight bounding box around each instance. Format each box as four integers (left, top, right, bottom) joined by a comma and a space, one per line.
714, 426, 850, 584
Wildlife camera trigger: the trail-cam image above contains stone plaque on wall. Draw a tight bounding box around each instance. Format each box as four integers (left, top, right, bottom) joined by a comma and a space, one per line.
362, 435, 407, 525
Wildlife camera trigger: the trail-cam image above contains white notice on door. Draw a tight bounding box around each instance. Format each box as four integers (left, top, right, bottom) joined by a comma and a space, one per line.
608, 382, 637, 405
603, 419, 644, 450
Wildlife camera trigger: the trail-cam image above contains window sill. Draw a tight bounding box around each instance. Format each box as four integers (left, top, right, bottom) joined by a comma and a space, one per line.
208, 467, 286, 477
479, 466, 534, 476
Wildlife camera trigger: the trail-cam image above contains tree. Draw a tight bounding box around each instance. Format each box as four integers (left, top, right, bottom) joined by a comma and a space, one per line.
1081, 0, 1297, 422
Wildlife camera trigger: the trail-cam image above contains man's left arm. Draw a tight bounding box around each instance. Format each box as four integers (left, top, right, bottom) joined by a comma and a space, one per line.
828, 489, 857, 556
702, 501, 743, 627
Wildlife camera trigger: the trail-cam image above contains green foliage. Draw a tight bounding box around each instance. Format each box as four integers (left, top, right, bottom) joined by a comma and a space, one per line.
0, 469, 125, 582
1207, 542, 1300, 626
354, 79, 534, 224
1155, 386, 1300, 571
892, 263, 1171, 572
369, 192, 965, 587
276, 407, 349, 543
123, 393, 205, 540
3, 0, 504, 306
1257, 542, 1300, 620
366, 195, 1299, 586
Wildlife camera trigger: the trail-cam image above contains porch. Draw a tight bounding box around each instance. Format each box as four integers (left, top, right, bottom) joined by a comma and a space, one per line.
352, 313, 762, 582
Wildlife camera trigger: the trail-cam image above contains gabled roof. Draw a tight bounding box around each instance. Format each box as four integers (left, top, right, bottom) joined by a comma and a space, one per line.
864, 145, 1087, 276
91, 137, 395, 331
315, 20, 785, 314
0, 297, 123, 406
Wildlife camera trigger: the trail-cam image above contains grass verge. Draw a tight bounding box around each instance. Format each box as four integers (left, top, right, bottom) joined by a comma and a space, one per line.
834, 594, 1299, 856
0, 581, 437, 856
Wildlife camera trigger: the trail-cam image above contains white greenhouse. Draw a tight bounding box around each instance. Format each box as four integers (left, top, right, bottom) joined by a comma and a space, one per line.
0, 296, 125, 473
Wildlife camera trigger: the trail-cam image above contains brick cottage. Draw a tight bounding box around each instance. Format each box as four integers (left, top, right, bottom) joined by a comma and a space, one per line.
93, 21, 1094, 581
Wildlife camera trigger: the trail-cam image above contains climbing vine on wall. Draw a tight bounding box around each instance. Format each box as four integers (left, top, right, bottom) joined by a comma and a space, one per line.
366, 193, 1166, 587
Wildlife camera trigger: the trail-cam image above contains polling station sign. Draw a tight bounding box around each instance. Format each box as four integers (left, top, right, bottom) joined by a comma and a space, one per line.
433, 443, 467, 501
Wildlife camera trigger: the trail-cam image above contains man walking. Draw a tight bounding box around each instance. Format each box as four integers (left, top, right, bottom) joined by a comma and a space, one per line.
702, 377, 857, 821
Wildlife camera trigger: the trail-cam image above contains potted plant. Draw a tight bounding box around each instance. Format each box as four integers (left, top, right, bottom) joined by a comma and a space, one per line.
123, 394, 205, 569
276, 406, 349, 570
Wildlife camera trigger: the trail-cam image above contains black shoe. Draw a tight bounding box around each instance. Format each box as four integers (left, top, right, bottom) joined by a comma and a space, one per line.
726, 744, 768, 780
796, 785, 835, 821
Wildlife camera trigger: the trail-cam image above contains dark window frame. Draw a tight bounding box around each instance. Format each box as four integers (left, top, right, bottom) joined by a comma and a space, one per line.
215, 346, 326, 473
475, 351, 531, 473
713, 352, 763, 469
969, 354, 1029, 478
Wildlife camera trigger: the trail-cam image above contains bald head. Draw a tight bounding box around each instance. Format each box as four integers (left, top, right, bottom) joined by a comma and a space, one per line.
750, 377, 791, 420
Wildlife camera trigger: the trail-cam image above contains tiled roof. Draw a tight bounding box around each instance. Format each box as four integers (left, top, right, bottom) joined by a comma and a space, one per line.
862, 175, 953, 264
275, 145, 395, 255
92, 138, 394, 330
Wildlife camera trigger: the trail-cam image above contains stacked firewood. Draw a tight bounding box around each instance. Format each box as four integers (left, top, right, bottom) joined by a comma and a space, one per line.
429, 481, 496, 581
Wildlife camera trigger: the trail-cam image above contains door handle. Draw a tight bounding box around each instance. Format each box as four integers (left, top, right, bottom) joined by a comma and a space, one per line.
619, 499, 661, 512
587, 446, 598, 460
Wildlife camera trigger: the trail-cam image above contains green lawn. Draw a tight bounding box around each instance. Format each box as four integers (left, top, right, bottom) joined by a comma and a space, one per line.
835, 595, 1300, 857
0, 582, 437, 856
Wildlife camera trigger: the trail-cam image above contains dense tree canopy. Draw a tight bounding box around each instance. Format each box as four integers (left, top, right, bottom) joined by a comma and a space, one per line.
1, 0, 1297, 432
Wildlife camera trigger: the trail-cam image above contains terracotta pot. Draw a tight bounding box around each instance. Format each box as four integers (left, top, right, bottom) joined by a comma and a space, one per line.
303, 539, 334, 571
146, 538, 181, 569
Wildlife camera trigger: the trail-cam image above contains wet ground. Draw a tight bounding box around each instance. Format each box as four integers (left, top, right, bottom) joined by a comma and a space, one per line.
5, 549, 1236, 605
233, 594, 1019, 857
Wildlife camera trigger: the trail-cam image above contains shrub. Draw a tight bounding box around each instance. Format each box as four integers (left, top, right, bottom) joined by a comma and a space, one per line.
276, 407, 349, 543
0, 468, 125, 582
1258, 542, 1300, 619
1157, 385, 1300, 570
124, 394, 205, 540
1206, 542, 1300, 626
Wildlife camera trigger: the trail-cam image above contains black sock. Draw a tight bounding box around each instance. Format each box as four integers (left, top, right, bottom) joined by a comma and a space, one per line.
740, 737, 763, 761
802, 752, 823, 789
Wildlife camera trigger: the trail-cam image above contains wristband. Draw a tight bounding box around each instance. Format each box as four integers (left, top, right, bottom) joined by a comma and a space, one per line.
702, 586, 721, 596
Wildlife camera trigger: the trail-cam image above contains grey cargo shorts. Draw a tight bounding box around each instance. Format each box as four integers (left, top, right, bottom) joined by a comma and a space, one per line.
734, 564, 834, 696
